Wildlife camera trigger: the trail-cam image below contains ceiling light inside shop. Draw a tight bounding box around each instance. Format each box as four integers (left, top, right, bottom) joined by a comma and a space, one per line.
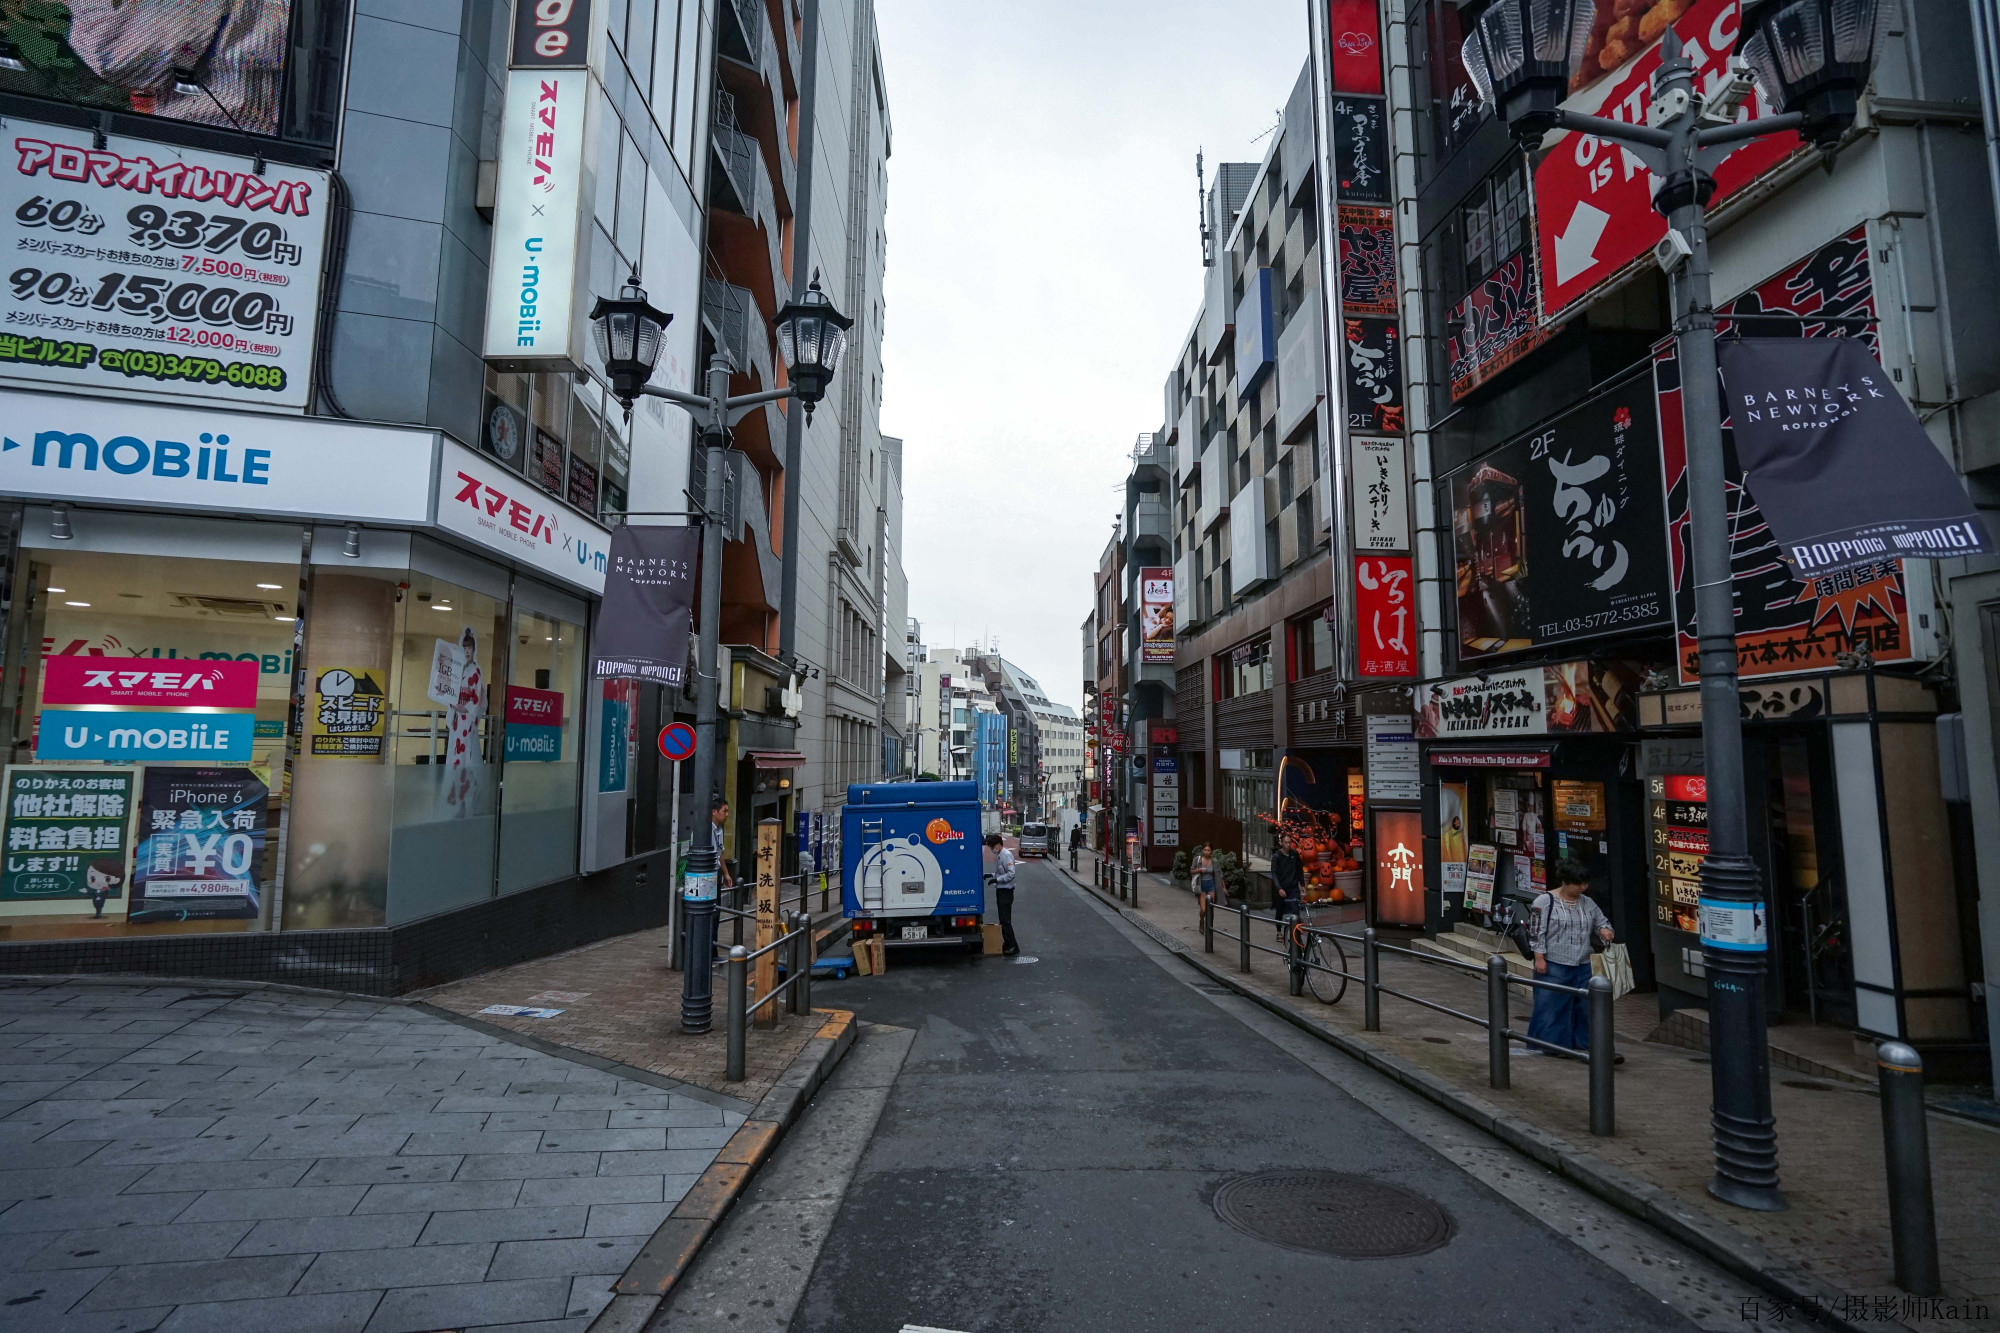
433, 604, 453, 611
257, 583, 283, 590
46, 587, 63, 593
64, 600, 89, 607
273, 615, 293, 622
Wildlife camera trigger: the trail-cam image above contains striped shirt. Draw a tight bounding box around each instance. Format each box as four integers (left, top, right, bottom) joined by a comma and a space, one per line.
1527, 891, 1608, 966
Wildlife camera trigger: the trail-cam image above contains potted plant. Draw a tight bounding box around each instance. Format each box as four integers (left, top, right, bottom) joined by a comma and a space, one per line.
1171, 849, 1192, 885
1215, 851, 1254, 905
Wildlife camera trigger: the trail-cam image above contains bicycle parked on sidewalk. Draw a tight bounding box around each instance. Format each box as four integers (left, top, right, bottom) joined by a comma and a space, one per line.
1289, 901, 1349, 1005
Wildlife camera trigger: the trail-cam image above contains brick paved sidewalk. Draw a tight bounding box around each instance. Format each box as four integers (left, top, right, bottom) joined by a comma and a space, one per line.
419, 919, 835, 1105
0, 978, 753, 1332
1071, 858, 1999, 1333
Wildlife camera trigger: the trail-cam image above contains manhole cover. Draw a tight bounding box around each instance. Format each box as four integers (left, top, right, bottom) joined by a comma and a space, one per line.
1212, 1171, 1452, 1259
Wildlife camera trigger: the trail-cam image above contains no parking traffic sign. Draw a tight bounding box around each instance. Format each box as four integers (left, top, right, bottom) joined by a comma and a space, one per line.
658, 722, 696, 762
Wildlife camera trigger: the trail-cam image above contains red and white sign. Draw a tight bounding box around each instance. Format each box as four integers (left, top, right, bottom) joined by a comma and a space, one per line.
1327, 0, 1385, 95
506, 685, 565, 726
1355, 555, 1415, 677
435, 441, 610, 593
1664, 774, 1707, 803
42, 656, 258, 710
1534, 0, 1803, 323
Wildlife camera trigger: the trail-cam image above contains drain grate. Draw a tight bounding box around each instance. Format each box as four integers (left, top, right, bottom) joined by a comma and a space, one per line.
1213, 1171, 1452, 1259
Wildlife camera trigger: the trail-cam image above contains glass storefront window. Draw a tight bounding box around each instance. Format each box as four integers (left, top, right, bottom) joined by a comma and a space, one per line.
499, 607, 584, 893
1294, 614, 1335, 678
3, 549, 299, 939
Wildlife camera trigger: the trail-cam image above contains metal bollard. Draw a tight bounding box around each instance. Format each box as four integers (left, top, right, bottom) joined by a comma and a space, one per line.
788, 908, 804, 1012
1202, 894, 1214, 953
1238, 902, 1251, 973
1131, 864, 1140, 910
1487, 956, 1510, 1090
1363, 928, 1380, 1031
1286, 916, 1303, 996
1877, 1041, 1940, 1295
725, 945, 748, 1083
1588, 975, 1615, 1137
786, 914, 803, 1016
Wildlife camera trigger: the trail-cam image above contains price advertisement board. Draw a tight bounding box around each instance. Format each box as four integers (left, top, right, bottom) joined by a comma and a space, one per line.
0, 127, 328, 408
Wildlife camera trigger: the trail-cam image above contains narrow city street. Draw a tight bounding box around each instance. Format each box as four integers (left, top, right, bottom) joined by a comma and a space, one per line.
674, 857, 1756, 1332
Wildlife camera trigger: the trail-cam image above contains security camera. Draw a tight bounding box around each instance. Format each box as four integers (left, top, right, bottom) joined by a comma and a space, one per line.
1655, 229, 1694, 273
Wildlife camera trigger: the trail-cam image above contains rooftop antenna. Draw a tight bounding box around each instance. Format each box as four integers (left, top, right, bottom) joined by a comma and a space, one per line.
1197, 150, 1214, 268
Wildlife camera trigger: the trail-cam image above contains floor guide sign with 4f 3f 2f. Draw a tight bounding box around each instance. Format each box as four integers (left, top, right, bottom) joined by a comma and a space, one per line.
0, 126, 331, 409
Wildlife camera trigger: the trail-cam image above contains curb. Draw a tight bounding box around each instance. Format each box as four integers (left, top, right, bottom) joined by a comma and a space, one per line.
589, 1008, 859, 1332
1063, 866, 1871, 1333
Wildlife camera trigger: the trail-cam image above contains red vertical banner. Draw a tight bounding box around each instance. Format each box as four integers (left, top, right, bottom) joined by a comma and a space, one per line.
1354, 555, 1415, 677
1327, 0, 1385, 95
1372, 808, 1426, 925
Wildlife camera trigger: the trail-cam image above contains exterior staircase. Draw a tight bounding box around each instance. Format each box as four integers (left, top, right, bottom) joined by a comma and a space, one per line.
1410, 923, 1533, 978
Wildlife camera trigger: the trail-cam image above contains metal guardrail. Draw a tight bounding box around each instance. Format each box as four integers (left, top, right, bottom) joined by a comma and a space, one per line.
719, 910, 815, 1083
1194, 893, 1615, 1136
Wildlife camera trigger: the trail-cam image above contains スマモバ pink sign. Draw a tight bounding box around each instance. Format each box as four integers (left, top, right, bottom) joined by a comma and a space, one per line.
41, 657, 259, 710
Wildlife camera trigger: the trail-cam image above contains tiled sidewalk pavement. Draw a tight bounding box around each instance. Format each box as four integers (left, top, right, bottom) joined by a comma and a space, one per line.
1073, 859, 2000, 1333
0, 979, 752, 1333
419, 919, 834, 1101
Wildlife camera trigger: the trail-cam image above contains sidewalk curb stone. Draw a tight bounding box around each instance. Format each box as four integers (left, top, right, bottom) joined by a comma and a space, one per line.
589, 1009, 858, 1332
1067, 864, 1870, 1333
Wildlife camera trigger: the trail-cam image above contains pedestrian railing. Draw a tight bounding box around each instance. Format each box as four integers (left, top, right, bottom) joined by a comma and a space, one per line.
1195, 894, 1615, 1136
1091, 853, 1141, 908
713, 910, 816, 1082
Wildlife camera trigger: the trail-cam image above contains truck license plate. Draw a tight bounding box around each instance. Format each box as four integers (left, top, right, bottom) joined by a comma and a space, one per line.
900, 924, 927, 941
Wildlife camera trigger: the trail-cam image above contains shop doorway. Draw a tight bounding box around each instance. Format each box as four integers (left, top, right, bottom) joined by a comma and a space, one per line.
1758, 734, 1854, 1028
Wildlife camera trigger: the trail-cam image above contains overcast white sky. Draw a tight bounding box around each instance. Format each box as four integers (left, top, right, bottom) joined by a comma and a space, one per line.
876, 0, 1314, 713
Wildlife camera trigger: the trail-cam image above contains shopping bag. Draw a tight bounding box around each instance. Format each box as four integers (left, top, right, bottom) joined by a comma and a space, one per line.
1592, 943, 1635, 1000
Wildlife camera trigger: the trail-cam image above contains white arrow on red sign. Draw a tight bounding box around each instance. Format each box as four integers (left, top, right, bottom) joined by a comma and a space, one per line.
1533, 0, 1803, 324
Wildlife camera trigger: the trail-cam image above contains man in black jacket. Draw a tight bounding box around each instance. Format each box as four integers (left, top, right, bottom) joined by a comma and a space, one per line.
1270, 832, 1305, 940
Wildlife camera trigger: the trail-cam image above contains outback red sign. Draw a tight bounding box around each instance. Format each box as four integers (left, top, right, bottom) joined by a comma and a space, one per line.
41, 657, 259, 710
1534, 0, 1801, 323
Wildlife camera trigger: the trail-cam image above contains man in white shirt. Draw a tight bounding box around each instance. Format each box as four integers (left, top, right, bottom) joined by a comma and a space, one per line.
983, 833, 1019, 956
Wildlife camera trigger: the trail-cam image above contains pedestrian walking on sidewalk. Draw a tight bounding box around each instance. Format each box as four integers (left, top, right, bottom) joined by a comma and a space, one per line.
1525, 859, 1615, 1058
984, 832, 1020, 955
1069, 823, 1083, 870
1271, 832, 1304, 941
1194, 844, 1220, 909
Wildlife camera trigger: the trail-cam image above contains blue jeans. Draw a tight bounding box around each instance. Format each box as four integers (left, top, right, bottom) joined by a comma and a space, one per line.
1527, 959, 1594, 1053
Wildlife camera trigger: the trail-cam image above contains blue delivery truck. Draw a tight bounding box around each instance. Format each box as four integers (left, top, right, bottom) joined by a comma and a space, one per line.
842, 782, 987, 952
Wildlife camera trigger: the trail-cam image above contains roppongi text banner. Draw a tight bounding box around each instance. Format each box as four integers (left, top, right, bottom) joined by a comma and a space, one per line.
0, 129, 329, 408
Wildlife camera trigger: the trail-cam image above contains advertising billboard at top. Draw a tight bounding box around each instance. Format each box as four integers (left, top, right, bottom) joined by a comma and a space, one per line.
0, 1, 295, 138
0, 125, 330, 408
1139, 567, 1174, 665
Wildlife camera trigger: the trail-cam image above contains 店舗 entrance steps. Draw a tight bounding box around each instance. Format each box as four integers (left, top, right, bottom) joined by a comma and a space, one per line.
1411, 923, 1533, 977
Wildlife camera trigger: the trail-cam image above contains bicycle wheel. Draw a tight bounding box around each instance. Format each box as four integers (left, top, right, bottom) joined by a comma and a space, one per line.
1305, 930, 1348, 1004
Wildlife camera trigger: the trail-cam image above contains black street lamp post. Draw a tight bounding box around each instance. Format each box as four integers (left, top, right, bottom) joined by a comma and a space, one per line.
1460, 0, 1887, 1211
590, 273, 852, 1034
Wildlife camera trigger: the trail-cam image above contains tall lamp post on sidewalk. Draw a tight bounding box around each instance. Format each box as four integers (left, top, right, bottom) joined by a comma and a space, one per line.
590, 274, 853, 1034
1459, 0, 1887, 1212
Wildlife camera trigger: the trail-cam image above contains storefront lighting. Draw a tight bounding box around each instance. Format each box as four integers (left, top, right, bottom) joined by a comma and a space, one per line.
342, 524, 362, 559
46, 587, 64, 594
49, 504, 72, 541
273, 615, 293, 623
64, 601, 89, 608
257, 583, 284, 590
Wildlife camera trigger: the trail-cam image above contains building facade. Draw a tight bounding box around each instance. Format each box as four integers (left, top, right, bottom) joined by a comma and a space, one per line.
1095, 0, 1992, 1074
0, 0, 903, 994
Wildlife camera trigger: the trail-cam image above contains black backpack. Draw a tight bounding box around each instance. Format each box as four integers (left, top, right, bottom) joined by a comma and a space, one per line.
1503, 894, 1546, 961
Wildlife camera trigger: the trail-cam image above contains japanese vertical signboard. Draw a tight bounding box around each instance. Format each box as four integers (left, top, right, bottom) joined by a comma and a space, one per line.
133, 768, 267, 921
1350, 437, 1409, 552
0, 128, 331, 409
1653, 228, 1917, 682
1449, 368, 1671, 659
1354, 556, 1415, 678
1336, 206, 1397, 315
1448, 251, 1550, 401
482, 0, 594, 369
1149, 755, 1179, 848
0, 767, 136, 916
1534, 0, 1802, 323
1139, 567, 1174, 665
1373, 808, 1425, 925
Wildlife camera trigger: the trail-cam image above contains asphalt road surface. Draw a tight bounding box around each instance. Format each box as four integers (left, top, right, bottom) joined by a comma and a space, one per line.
768, 857, 1741, 1333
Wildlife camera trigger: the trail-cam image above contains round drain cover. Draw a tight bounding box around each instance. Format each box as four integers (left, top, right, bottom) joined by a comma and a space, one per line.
1212, 1170, 1452, 1259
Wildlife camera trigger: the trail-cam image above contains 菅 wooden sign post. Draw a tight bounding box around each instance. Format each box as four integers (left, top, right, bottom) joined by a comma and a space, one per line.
754, 817, 780, 1028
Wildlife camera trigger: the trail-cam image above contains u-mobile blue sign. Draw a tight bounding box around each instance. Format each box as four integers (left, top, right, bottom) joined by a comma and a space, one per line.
38, 710, 255, 763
